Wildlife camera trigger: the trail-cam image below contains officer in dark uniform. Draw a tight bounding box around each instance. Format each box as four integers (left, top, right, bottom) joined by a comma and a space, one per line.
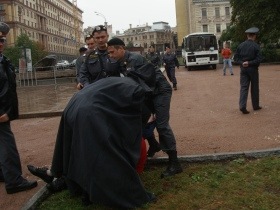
234, 27, 262, 114
107, 38, 183, 178
146, 45, 161, 67
162, 45, 179, 90
75, 46, 88, 83
0, 22, 37, 194
78, 25, 122, 89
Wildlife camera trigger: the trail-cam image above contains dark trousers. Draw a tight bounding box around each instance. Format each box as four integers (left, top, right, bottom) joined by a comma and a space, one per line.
0, 121, 24, 188
239, 67, 260, 109
166, 67, 177, 86
153, 91, 177, 151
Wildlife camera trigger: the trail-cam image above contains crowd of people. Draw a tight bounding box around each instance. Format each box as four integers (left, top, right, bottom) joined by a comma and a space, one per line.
0, 20, 263, 209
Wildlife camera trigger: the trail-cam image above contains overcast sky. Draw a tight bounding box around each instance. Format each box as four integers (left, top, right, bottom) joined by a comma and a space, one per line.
77, 0, 177, 33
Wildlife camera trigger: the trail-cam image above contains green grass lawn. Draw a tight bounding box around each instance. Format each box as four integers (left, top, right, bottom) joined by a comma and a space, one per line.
38, 156, 280, 210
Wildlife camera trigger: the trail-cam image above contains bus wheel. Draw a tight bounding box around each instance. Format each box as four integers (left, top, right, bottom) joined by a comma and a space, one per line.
212, 64, 217, 70
187, 66, 192, 71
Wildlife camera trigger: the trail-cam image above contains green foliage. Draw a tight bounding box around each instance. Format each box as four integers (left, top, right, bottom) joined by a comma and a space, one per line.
230, 0, 280, 44
4, 34, 48, 67
261, 44, 279, 62
38, 156, 280, 210
221, 0, 280, 62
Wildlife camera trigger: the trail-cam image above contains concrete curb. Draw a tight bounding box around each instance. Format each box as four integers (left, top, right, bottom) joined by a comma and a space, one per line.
22, 147, 280, 210
21, 186, 50, 210
19, 111, 62, 119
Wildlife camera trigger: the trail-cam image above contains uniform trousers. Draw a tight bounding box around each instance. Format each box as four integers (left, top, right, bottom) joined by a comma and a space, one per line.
0, 121, 24, 188
239, 67, 260, 109
153, 91, 177, 151
165, 67, 177, 86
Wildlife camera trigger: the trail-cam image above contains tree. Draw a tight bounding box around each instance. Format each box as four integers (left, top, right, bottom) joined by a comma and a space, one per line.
229, 0, 280, 44
220, 0, 280, 62
4, 34, 48, 68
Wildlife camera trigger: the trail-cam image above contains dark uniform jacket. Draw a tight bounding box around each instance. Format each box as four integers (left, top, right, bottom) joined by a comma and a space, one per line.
79, 49, 122, 86
75, 54, 86, 83
146, 52, 161, 67
0, 55, 18, 121
51, 77, 154, 209
120, 51, 172, 114
234, 39, 262, 68
162, 52, 179, 68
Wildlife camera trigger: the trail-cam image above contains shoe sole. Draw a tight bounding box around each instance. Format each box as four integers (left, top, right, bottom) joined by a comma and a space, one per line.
27, 165, 54, 183
6, 182, 38, 194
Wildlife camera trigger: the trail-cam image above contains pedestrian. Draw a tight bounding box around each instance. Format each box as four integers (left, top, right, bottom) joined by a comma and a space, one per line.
77, 25, 123, 90
107, 38, 183, 178
162, 45, 180, 90
84, 34, 96, 50
75, 46, 88, 83
222, 43, 234, 76
234, 27, 263, 114
146, 45, 161, 67
0, 22, 37, 194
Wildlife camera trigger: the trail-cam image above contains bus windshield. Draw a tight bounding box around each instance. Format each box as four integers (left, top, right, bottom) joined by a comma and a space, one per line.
184, 34, 218, 52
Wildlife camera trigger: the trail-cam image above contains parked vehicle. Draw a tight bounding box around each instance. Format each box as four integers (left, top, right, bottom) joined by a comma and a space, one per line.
69, 59, 77, 67
181, 32, 219, 71
56, 60, 70, 69
33, 55, 57, 71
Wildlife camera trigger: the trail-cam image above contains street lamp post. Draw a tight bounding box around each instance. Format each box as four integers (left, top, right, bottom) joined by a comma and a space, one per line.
94, 11, 107, 27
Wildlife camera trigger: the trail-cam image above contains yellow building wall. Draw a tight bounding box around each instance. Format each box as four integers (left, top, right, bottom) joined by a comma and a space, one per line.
175, 0, 190, 47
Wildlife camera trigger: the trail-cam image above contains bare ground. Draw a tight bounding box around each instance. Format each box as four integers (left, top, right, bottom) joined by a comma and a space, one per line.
1, 64, 280, 209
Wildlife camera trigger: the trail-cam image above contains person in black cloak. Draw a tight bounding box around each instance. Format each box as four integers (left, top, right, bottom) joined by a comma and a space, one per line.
30, 67, 156, 208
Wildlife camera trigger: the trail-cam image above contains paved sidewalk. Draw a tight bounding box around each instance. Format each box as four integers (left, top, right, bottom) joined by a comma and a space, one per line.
17, 83, 78, 118
2, 64, 280, 209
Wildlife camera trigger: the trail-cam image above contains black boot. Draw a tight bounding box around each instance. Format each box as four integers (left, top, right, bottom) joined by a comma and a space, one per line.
146, 134, 161, 157
173, 84, 177, 90
161, 150, 182, 178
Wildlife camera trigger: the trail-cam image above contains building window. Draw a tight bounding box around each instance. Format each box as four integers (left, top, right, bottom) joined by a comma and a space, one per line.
226, 23, 230, 29
202, 25, 208, 32
225, 7, 230, 16
215, 7, 220, 18
216, 24, 221, 33
202, 8, 207, 18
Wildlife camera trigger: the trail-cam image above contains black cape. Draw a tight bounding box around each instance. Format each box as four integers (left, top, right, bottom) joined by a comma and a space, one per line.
51, 77, 153, 209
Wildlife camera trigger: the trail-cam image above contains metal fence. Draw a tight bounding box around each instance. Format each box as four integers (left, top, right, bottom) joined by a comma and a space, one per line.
17, 66, 77, 88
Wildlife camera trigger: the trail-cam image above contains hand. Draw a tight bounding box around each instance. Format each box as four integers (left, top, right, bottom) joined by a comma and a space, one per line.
0, 113, 9, 123
77, 83, 83, 90
242, 61, 249, 67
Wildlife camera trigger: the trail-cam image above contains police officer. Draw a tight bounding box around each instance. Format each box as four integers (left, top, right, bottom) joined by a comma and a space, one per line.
75, 46, 88, 83
234, 27, 262, 114
107, 38, 183, 178
162, 45, 179, 90
77, 25, 122, 90
0, 22, 37, 194
146, 45, 161, 67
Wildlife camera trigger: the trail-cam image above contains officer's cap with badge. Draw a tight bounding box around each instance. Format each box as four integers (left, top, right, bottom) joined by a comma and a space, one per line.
245, 27, 259, 35
79, 47, 87, 53
0, 22, 10, 42
92, 25, 107, 35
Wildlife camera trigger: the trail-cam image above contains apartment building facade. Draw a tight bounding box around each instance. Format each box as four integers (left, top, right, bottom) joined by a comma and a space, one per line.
0, 0, 84, 61
115, 22, 176, 54
175, 0, 231, 47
